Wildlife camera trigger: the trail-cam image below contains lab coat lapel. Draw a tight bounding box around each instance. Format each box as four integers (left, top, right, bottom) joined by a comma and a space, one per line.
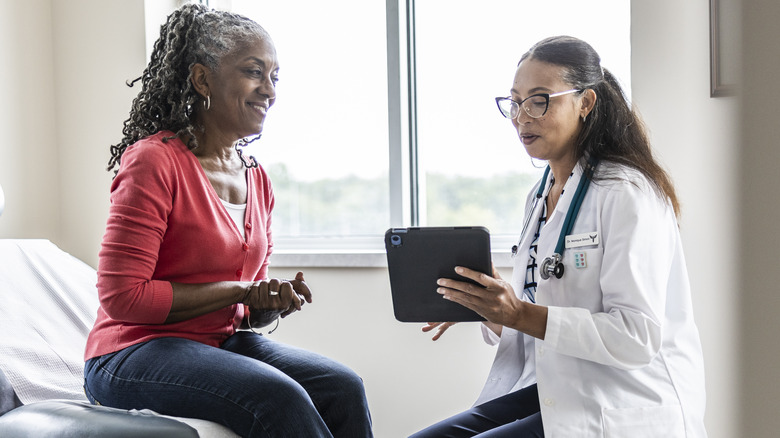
513, 174, 551, 265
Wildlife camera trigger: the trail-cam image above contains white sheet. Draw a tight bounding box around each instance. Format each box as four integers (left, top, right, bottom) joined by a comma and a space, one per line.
0, 239, 239, 437
0, 239, 96, 404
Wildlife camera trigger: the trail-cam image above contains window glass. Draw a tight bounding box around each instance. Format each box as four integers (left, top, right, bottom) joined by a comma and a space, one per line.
231, 0, 390, 239
414, 0, 631, 239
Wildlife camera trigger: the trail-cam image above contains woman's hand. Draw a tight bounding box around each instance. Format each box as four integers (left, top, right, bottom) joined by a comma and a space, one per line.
245, 272, 312, 317
422, 322, 457, 341
284, 271, 312, 317
437, 266, 548, 339
165, 275, 311, 326
243, 272, 311, 325
241, 279, 292, 328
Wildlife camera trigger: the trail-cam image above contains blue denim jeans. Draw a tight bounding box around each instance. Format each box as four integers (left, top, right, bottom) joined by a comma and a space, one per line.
84, 332, 373, 438
409, 384, 543, 438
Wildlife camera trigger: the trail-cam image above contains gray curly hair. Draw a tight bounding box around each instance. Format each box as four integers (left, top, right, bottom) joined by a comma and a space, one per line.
107, 3, 271, 174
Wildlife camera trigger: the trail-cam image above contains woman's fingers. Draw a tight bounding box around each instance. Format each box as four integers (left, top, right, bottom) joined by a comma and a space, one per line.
291, 271, 313, 303
281, 281, 300, 310
454, 266, 495, 288
421, 322, 457, 341
280, 280, 306, 318
421, 322, 440, 333
248, 279, 286, 309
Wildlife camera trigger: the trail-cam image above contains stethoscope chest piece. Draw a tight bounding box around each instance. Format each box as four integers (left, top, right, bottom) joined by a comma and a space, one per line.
540, 253, 564, 280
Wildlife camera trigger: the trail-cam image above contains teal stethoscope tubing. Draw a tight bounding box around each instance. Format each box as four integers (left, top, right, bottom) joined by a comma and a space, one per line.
517, 157, 599, 281
556, 157, 598, 255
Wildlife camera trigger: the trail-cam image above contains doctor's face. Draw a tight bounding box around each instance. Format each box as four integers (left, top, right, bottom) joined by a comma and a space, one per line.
509, 59, 584, 166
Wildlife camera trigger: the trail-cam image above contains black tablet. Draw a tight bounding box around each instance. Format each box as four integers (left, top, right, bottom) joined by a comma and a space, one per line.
384, 226, 491, 322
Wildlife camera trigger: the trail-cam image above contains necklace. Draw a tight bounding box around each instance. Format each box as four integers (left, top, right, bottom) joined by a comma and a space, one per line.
547, 175, 567, 210
235, 142, 259, 168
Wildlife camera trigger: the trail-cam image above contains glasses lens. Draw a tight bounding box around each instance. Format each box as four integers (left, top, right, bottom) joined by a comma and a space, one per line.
523, 95, 549, 118
497, 99, 518, 119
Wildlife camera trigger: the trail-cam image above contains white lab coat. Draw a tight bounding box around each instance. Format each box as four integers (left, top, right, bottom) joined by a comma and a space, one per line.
475, 161, 707, 437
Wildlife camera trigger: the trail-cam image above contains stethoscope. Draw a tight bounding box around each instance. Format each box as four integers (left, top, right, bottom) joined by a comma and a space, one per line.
513, 157, 599, 280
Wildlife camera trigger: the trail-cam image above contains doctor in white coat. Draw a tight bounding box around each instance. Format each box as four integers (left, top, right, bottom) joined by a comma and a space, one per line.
411, 36, 707, 438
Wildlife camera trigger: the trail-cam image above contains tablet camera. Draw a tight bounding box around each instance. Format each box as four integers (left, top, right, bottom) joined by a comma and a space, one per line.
390, 234, 403, 247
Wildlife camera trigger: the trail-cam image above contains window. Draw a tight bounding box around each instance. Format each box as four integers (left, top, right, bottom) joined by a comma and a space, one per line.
231, 0, 390, 254
151, 1, 631, 266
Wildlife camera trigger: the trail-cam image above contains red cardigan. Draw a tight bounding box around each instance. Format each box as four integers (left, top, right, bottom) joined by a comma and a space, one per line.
85, 132, 274, 360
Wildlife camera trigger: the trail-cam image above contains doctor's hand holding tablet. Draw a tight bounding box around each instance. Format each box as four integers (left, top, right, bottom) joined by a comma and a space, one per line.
394, 36, 708, 438
435, 265, 548, 341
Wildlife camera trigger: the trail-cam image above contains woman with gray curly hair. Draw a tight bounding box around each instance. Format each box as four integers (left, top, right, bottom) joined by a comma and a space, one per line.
84, 4, 373, 437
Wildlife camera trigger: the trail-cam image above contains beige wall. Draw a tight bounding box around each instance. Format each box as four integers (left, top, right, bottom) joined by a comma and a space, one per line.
632, 2, 739, 437
4, 0, 774, 437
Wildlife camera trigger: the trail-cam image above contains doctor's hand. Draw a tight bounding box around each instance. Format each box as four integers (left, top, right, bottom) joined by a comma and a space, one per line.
437, 266, 548, 340
422, 322, 457, 341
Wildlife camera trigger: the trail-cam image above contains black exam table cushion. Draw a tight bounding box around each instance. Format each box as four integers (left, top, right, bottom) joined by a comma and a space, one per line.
0, 400, 199, 438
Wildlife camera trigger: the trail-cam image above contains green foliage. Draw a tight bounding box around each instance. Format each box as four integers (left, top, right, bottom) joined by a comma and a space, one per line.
425, 172, 537, 235
267, 164, 389, 236
267, 163, 538, 237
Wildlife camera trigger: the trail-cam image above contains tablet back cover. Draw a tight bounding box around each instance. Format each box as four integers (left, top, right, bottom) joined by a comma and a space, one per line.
385, 227, 490, 322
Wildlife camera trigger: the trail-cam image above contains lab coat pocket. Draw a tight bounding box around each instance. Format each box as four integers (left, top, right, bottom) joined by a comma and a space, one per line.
602, 404, 685, 438
549, 247, 602, 308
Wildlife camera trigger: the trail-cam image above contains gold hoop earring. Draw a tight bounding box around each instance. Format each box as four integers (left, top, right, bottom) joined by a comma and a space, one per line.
203, 95, 211, 111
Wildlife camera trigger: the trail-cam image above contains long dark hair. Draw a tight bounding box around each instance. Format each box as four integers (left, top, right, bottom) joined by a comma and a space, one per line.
521, 36, 680, 217
107, 3, 269, 175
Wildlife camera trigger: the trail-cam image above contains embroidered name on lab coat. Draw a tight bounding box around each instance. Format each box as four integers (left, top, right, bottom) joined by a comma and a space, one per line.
565, 232, 599, 249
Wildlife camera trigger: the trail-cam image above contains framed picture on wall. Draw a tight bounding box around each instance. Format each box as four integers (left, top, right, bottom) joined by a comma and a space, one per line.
710, 0, 737, 97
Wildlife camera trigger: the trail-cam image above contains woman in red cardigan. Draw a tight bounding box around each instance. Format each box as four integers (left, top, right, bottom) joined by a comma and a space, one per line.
83, 4, 372, 437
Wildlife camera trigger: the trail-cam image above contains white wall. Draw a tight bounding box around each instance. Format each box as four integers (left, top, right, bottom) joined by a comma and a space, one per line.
0, 0, 60, 243
631, 2, 739, 437
51, 0, 145, 264
0, 0, 756, 437
0, 0, 144, 263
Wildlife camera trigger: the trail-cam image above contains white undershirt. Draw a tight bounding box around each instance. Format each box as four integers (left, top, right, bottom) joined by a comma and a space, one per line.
220, 199, 247, 240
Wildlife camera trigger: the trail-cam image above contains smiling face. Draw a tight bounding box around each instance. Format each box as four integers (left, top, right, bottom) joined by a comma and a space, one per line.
193, 36, 279, 142
510, 58, 587, 167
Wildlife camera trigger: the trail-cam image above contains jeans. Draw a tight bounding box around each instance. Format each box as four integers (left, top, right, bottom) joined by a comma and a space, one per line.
409, 384, 543, 438
84, 332, 373, 438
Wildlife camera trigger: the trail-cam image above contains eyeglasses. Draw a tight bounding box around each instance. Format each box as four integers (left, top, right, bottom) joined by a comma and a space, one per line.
495, 89, 582, 119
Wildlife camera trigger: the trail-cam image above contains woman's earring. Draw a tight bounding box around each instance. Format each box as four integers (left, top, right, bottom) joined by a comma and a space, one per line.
582, 113, 587, 123
203, 95, 211, 111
